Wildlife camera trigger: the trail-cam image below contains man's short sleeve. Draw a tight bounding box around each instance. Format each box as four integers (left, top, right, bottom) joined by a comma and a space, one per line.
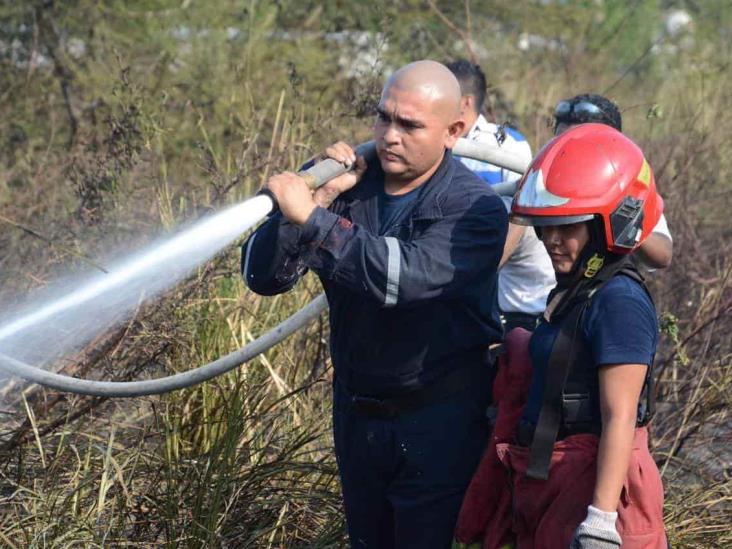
459, 116, 532, 185
583, 276, 658, 367
499, 127, 532, 184
651, 213, 672, 242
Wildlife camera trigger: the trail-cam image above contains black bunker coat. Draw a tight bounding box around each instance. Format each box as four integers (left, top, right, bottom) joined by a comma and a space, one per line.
242, 151, 508, 397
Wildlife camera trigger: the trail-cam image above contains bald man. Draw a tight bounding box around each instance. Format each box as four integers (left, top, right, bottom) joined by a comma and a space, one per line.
243, 60, 508, 548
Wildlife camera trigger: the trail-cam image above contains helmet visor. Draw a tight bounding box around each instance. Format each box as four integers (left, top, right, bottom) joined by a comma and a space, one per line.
510, 213, 596, 227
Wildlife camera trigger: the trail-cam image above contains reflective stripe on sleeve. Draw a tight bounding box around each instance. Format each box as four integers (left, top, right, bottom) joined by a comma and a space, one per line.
242, 233, 257, 286
384, 237, 401, 306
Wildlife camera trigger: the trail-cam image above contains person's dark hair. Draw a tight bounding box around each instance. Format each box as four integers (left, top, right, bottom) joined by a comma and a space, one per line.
553, 93, 622, 132
446, 59, 487, 114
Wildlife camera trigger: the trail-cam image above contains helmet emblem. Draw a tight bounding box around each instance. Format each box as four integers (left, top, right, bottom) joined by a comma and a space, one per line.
517, 168, 570, 208
637, 159, 652, 187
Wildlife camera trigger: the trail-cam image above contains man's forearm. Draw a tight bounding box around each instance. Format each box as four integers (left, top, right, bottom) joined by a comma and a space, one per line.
301, 197, 507, 307
637, 233, 673, 269
313, 187, 341, 210
499, 222, 526, 268
242, 212, 310, 296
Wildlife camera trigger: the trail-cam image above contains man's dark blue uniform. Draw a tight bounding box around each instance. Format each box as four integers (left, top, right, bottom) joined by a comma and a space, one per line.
242, 151, 507, 547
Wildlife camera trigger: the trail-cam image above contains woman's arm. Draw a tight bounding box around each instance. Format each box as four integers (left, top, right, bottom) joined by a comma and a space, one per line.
574, 278, 657, 547
593, 363, 647, 511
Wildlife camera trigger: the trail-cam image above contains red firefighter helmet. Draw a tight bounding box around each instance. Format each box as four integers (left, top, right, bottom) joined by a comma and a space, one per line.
511, 123, 663, 255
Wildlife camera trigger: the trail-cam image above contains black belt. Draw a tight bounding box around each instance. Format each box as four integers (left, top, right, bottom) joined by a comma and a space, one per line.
501, 311, 540, 331
515, 419, 600, 448
345, 349, 500, 420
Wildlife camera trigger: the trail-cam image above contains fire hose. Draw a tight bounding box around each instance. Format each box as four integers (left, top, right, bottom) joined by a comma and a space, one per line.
0, 139, 528, 397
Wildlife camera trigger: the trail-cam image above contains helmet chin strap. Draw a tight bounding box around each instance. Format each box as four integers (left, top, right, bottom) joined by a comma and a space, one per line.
554, 219, 607, 290
548, 219, 625, 319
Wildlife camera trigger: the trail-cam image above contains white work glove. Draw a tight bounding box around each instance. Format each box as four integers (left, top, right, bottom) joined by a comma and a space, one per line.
569, 505, 622, 549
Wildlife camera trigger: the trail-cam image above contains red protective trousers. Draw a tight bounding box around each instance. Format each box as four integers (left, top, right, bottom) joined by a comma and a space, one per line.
454, 329, 667, 549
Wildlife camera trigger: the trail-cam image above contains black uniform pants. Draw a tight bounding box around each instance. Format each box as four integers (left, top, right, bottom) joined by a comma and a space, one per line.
332, 378, 491, 548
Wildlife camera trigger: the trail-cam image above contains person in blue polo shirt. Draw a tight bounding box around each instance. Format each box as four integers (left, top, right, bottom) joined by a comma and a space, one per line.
447, 59, 555, 332
243, 60, 507, 549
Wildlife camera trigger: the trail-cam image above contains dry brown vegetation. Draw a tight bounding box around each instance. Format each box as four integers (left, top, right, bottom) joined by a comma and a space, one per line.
0, 1, 730, 547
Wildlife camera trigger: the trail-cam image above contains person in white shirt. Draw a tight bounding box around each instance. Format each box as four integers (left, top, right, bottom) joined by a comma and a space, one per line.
447, 59, 555, 332
553, 93, 673, 270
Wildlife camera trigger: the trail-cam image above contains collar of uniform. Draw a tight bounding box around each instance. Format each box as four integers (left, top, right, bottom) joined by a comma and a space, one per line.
409, 150, 454, 220
342, 150, 454, 224
466, 113, 492, 140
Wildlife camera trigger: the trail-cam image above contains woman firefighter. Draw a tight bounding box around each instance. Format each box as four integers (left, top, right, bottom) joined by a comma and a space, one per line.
454, 123, 667, 549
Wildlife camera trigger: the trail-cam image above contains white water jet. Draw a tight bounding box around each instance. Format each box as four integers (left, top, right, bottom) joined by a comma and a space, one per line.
0, 195, 272, 372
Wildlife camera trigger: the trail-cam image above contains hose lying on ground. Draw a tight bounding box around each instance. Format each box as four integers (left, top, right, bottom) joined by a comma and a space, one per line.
0, 295, 328, 397
0, 139, 528, 397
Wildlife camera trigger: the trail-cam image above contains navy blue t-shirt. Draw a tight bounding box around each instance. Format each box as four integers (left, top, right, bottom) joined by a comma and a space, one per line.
522, 275, 658, 425
378, 186, 420, 235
